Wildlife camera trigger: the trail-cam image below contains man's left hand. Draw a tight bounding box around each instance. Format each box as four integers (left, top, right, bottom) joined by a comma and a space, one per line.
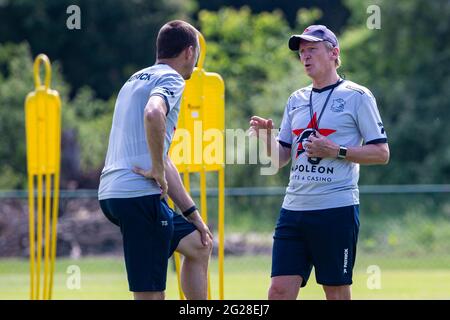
186, 211, 214, 247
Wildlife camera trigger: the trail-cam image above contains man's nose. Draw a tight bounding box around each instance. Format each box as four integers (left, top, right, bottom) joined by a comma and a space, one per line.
301, 53, 311, 61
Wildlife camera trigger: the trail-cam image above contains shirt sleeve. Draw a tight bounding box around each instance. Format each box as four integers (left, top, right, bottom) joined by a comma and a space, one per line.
356, 91, 388, 145
150, 73, 185, 115
277, 97, 293, 148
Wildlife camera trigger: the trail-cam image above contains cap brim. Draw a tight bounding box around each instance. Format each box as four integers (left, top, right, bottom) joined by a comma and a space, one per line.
288, 35, 323, 51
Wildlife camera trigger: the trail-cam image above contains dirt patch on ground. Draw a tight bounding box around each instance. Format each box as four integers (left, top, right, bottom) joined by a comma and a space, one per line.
0, 198, 272, 258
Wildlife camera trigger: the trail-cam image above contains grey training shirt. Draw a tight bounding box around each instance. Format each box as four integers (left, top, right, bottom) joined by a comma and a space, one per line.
98, 64, 185, 200
277, 79, 388, 211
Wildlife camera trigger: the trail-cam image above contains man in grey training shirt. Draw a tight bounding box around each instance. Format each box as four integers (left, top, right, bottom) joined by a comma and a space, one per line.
249, 25, 389, 300
99, 20, 213, 300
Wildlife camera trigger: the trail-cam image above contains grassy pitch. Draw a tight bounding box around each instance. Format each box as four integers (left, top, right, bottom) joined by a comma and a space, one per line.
1, 255, 450, 300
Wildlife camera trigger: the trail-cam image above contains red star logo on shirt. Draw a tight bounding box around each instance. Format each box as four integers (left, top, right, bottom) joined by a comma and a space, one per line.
292, 113, 336, 158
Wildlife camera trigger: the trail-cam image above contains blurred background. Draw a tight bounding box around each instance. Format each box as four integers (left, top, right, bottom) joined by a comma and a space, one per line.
0, 0, 449, 299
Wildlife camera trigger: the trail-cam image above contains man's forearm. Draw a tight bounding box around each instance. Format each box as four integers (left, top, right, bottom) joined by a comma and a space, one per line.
345, 143, 390, 165
261, 132, 291, 168
144, 100, 167, 171
165, 158, 195, 212
306, 133, 389, 165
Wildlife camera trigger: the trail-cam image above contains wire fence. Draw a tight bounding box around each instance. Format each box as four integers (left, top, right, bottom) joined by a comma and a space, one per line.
1, 185, 450, 267
1, 185, 450, 299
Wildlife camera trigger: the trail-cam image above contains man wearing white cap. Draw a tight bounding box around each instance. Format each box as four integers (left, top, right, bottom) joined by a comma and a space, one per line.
249, 25, 389, 300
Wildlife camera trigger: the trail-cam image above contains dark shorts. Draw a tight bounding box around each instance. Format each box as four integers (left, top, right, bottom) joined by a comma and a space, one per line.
271, 205, 360, 287
99, 195, 196, 292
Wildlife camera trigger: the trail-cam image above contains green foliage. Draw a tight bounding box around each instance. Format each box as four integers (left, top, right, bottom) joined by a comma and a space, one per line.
0, 42, 113, 188
69, 87, 114, 172
199, 7, 309, 187
0, 43, 36, 188
196, 0, 350, 31
0, 0, 197, 99
1, 1, 449, 189
296, 7, 323, 30
341, 0, 450, 184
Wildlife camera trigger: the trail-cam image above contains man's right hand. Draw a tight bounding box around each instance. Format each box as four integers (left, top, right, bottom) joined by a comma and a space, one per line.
133, 166, 168, 199
249, 116, 274, 139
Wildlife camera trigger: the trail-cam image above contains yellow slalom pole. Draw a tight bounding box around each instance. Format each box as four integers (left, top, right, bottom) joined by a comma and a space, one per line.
200, 169, 212, 300
28, 175, 35, 300
200, 170, 208, 224
49, 86, 61, 300
196, 35, 212, 298
168, 197, 185, 300
35, 62, 46, 300
170, 32, 226, 300
177, 172, 191, 300
48, 173, 59, 299
218, 167, 225, 300
36, 173, 43, 299
43, 102, 52, 299
42, 92, 52, 299
26, 54, 62, 300
43, 173, 52, 299
183, 171, 190, 192
174, 252, 185, 300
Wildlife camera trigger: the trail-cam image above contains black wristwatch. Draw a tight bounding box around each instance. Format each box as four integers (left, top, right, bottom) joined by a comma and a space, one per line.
337, 146, 347, 159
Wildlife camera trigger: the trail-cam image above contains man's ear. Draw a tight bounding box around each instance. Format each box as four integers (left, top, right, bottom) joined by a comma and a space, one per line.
331, 47, 340, 60
185, 45, 194, 60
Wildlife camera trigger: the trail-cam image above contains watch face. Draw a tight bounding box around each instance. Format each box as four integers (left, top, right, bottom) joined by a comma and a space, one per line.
339, 146, 347, 158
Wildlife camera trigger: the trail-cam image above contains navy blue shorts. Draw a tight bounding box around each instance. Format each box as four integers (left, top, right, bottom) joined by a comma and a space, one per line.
271, 205, 359, 287
99, 195, 196, 292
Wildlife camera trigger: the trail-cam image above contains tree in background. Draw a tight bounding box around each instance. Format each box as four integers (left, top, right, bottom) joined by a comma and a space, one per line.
341, 0, 450, 184
196, 0, 349, 31
0, 0, 196, 99
1, 1, 449, 190
0, 42, 112, 189
0, 6, 324, 190
198, 7, 310, 188
0, 0, 197, 189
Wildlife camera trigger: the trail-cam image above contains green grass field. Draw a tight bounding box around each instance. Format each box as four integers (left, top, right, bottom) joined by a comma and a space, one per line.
1, 254, 450, 300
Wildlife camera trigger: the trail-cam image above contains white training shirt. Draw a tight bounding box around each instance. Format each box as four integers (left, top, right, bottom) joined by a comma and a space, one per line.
277, 79, 387, 211
98, 64, 185, 200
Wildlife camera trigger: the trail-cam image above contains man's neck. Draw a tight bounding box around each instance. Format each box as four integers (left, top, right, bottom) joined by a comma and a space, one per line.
312, 71, 340, 89
156, 59, 183, 75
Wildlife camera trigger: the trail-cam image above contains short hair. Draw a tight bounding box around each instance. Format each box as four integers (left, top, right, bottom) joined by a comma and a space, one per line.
323, 41, 341, 69
156, 20, 198, 59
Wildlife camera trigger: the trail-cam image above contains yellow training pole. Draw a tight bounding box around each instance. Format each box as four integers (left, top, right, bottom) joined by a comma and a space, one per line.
196, 35, 212, 298
43, 173, 51, 299
175, 171, 191, 300
43, 100, 53, 299
200, 169, 212, 299
28, 176, 35, 300
48, 172, 60, 299
26, 54, 61, 300
48, 88, 61, 299
170, 31, 226, 300
36, 173, 43, 299
174, 252, 184, 299
168, 197, 186, 300
183, 171, 190, 192
218, 167, 225, 300
200, 170, 208, 223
